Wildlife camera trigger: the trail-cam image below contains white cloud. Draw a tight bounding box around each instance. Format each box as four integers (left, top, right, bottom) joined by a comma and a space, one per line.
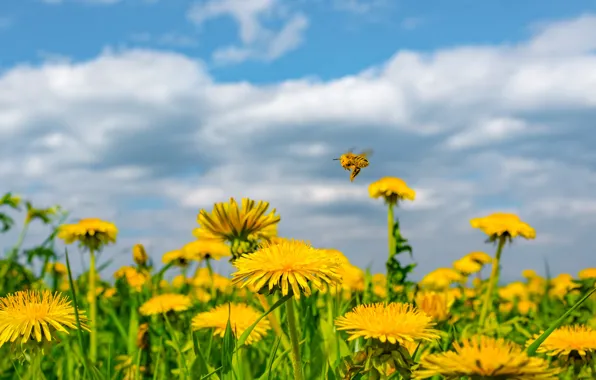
187, 0, 309, 63
2, 14, 596, 280
332, 0, 389, 14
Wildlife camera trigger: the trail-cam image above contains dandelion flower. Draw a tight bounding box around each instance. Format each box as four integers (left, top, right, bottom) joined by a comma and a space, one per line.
162, 249, 197, 267
335, 303, 440, 345
45, 262, 67, 277
132, 243, 148, 266
465, 251, 492, 264
470, 213, 535, 242
182, 240, 231, 261
139, 294, 192, 316
232, 239, 342, 299
414, 292, 454, 322
529, 325, 596, 360
368, 177, 416, 205
578, 268, 596, 280
453, 256, 482, 275
57, 218, 118, 251
419, 268, 465, 289
192, 303, 270, 345
0, 290, 89, 347
194, 198, 280, 243
522, 269, 539, 279
114, 266, 149, 292
413, 336, 558, 379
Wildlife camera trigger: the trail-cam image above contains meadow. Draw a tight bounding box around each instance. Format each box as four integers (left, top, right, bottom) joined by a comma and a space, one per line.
0, 176, 595, 380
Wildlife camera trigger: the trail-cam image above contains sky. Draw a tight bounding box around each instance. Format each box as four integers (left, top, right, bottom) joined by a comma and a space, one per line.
1, 0, 596, 283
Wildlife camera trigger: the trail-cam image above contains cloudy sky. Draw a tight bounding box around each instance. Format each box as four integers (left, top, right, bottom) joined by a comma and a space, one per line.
1, 0, 596, 282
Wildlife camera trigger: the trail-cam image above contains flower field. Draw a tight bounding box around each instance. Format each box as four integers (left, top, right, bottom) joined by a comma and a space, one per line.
0, 178, 595, 380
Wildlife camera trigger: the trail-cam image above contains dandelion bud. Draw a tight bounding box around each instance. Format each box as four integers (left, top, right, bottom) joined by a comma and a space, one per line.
133, 243, 148, 266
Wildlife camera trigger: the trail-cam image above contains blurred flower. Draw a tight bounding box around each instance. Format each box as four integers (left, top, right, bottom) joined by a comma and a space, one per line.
0, 290, 89, 347
372, 273, 387, 298
415, 292, 454, 322
522, 269, 538, 279
114, 266, 149, 292
162, 249, 197, 267
192, 303, 270, 345
46, 262, 68, 277
529, 325, 596, 362
549, 274, 577, 299
516, 300, 537, 316
335, 302, 440, 345
139, 294, 192, 316
368, 177, 416, 205
470, 213, 535, 242
578, 268, 596, 280
464, 251, 492, 264
25, 202, 60, 225
191, 268, 231, 293
453, 256, 482, 276
194, 197, 280, 248
191, 288, 212, 303
115, 355, 146, 380
171, 275, 188, 289
231, 239, 342, 300
58, 218, 118, 251
132, 244, 148, 266
413, 336, 557, 379
182, 240, 231, 261
498, 282, 528, 301
499, 302, 514, 314
419, 268, 465, 289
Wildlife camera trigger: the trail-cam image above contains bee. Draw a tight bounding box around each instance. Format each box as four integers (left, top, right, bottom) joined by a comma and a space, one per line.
333, 148, 373, 182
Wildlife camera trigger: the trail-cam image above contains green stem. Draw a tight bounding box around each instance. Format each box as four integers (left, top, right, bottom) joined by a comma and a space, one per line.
9, 221, 29, 260
478, 236, 506, 328
285, 297, 304, 380
386, 202, 395, 302
89, 248, 98, 363
387, 203, 395, 260
205, 259, 216, 301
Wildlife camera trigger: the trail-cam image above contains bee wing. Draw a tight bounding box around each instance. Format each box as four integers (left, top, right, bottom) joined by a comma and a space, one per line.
359, 149, 374, 158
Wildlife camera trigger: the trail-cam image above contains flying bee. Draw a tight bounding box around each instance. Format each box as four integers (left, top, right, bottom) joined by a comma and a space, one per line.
333, 148, 373, 182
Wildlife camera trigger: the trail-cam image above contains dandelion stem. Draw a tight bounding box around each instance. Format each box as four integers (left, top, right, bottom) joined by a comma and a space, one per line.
256, 293, 290, 351
387, 203, 395, 261
285, 297, 304, 380
478, 236, 506, 328
89, 248, 98, 363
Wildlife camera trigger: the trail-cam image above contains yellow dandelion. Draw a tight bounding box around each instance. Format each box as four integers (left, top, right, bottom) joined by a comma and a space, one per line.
419, 268, 465, 289
132, 243, 148, 266
529, 325, 596, 359
194, 197, 280, 243
453, 256, 482, 275
498, 281, 529, 301
136, 323, 149, 349
335, 302, 440, 345
182, 240, 231, 261
162, 249, 197, 266
368, 177, 416, 205
578, 268, 596, 280
231, 239, 342, 299
114, 266, 149, 292
57, 217, 118, 251
45, 262, 68, 276
517, 300, 537, 315
413, 336, 558, 380
139, 294, 192, 316
415, 292, 454, 322
522, 269, 538, 279
465, 251, 492, 264
192, 303, 270, 345
191, 268, 231, 293
470, 212, 535, 241
0, 290, 89, 347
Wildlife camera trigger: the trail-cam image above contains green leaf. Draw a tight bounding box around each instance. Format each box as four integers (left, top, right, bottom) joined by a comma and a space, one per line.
527, 286, 596, 356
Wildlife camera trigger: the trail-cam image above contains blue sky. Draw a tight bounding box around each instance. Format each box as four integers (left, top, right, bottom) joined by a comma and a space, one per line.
2, 0, 596, 282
